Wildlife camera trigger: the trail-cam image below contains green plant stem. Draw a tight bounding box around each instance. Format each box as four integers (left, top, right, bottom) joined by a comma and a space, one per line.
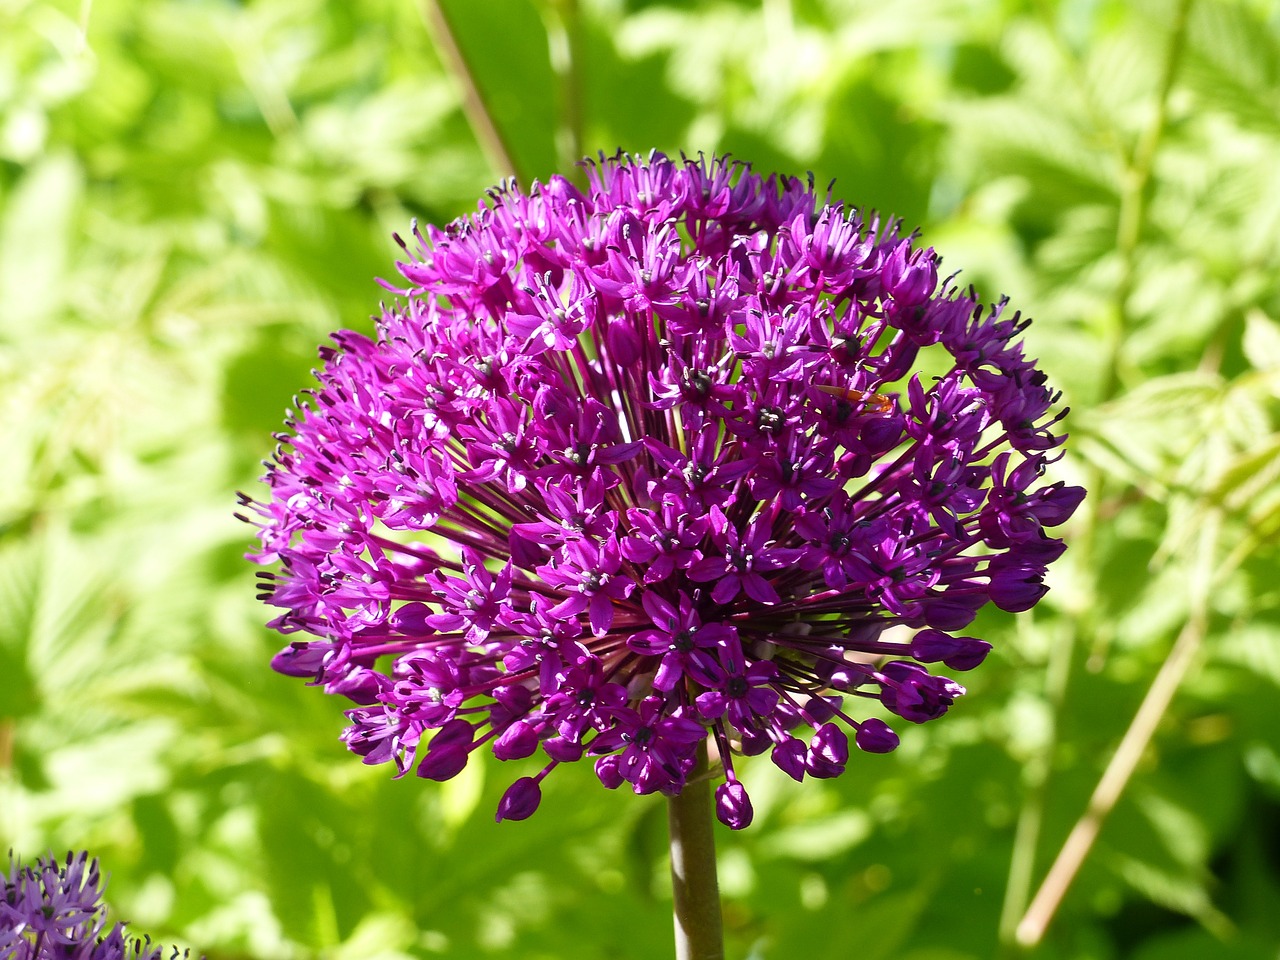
997, 455, 1107, 956
418, 0, 520, 182
995, 611, 1078, 952
1015, 514, 1217, 947
998, 4, 1194, 949
1015, 606, 1209, 945
1102, 0, 1194, 401
668, 741, 724, 960
0, 718, 12, 772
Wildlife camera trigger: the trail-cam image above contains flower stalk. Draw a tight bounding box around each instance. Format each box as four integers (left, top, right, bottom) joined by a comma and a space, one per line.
668, 739, 725, 960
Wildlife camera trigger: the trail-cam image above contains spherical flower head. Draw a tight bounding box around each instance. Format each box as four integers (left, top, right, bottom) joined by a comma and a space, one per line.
244, 151, 1082, 829
1, 852, 189, 959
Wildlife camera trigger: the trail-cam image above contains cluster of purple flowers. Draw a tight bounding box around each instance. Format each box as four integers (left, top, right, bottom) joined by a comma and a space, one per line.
1, 852, 186, 960
245, 152, 1082, 828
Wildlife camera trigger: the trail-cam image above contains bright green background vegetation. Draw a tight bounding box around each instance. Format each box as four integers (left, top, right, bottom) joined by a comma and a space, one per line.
3, 1, 1280, 957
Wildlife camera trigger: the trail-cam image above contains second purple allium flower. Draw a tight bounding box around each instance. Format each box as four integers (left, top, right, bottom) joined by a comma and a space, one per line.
245, 152, 1083, 828
1, 852, 187, 960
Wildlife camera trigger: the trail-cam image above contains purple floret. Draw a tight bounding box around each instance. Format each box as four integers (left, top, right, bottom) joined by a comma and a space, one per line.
243, 152, 1082, 829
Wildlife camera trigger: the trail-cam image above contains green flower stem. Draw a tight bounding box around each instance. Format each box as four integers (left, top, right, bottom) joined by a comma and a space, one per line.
1103, 0, 1194, 401
998, 3, 1194, 950
668, 740, 725, 960
418, 0, 520, 182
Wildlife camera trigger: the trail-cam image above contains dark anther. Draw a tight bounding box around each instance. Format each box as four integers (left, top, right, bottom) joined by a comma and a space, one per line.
683, 368, 713, 397
565, 442, 593, 466
755, 406, 784, 433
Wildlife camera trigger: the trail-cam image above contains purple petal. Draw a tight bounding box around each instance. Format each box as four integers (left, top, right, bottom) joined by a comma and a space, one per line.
652, 655, 683, 692
271, 642, 329, 678
715, 781, 754, 829
495, 777, 542, 822
641, 590, 677, 628
771, 737, 807, 781
493, 721, 539, 761
855, 718, 900, 754
909, 629, 992, 671
687, 557, 729, 582
542, 735, 584, 762
627, 629, 670, 656
695, 690, 728, 720
741, 573, 780, 604
594, 755, 624, 789
416, 742, 470, 781
588, 592, 614, 635
710, 573, 741, 604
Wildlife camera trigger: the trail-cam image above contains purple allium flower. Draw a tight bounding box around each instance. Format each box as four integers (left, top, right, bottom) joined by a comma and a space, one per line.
1, 852, 188, 960
243, 152, 1082, 829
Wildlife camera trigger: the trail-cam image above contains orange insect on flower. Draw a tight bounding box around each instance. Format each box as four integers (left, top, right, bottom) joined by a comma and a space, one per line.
812, 384, 895, 414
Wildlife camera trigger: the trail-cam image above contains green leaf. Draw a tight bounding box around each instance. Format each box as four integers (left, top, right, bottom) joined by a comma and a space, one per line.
1242, 308, 1280, 371
0, 152, 82, 332
1130, 928, 1275, 960
1185, 0, 1280, 135
0, 541, 40, 718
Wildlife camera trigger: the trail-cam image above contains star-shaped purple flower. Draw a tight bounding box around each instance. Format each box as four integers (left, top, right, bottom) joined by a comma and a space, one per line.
246, 152, 1082, 828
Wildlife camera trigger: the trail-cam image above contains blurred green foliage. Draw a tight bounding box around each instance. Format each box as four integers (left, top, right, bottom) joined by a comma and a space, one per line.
3, 0, 1280, 958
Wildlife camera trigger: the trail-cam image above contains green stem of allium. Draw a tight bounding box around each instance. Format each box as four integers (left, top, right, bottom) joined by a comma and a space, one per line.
418, 0, 520, 182
668, 741, 725, 960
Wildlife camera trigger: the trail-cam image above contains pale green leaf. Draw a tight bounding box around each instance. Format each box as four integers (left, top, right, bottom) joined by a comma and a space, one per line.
0, 152, 81, 331
1242, 308, 1280, 371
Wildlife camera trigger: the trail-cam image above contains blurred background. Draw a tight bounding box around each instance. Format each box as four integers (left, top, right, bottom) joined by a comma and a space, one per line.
3, 0, 1280, 957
